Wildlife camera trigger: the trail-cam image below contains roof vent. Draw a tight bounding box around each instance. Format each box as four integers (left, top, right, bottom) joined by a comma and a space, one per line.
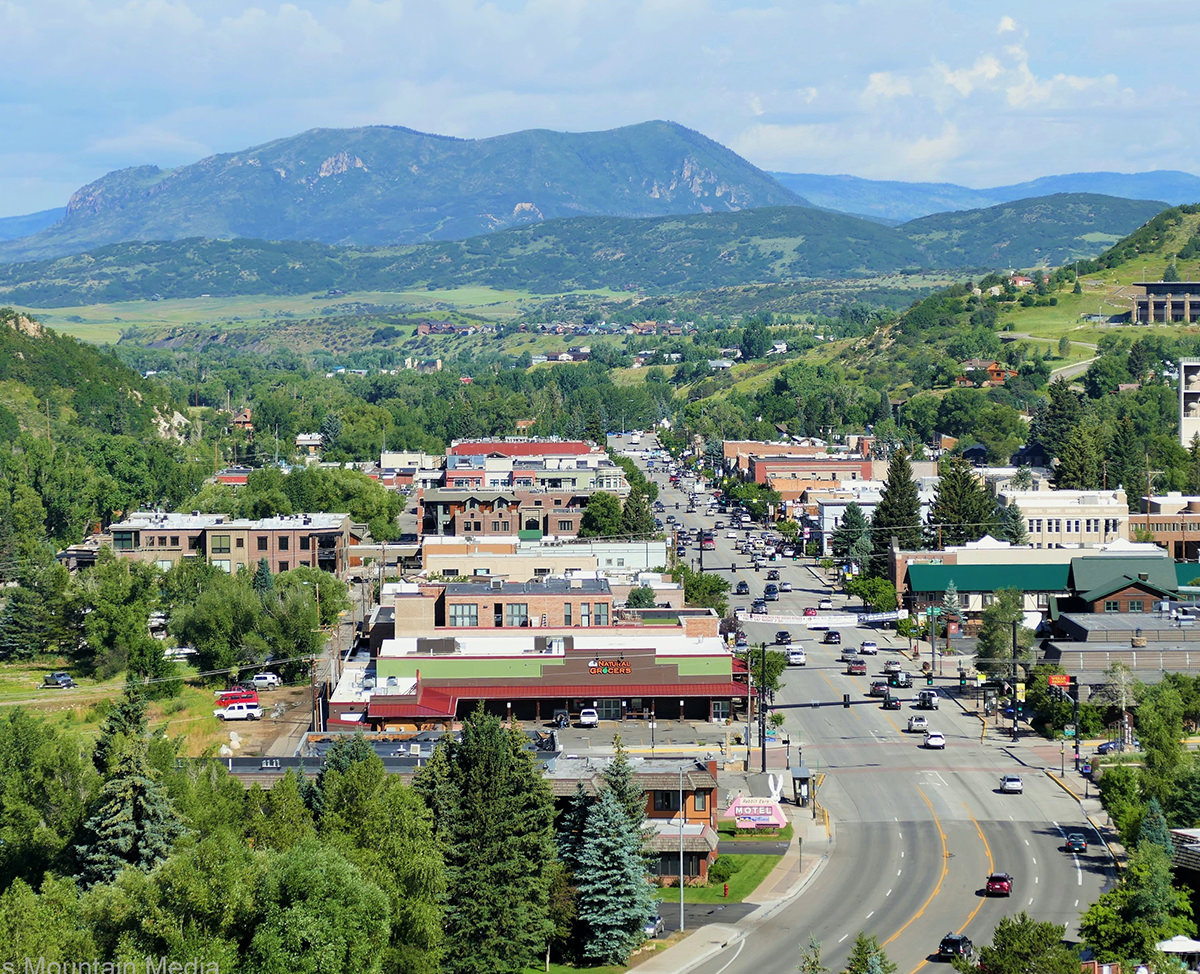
1138, 572, 1149, 582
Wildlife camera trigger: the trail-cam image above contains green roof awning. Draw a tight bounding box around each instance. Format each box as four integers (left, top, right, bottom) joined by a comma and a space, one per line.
1177, 563, 1200, 588
905, 562, 1069, 594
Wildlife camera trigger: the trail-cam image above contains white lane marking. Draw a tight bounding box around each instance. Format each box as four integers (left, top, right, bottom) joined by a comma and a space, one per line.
900, 850, 905, 858
1076, 860, 1082, 886
866, 911, 875, 919
838, 934, 849, 944
886, 888, 892, 896
1028, 897, 1034, 905
714, 938, 746, 974
1074, 899, 1079, 908
1035, 876, 1039, 884
1032, 857, 1037, 865
1024, 839, 1030, 846
897, 869, 902, 877
1053, 820, 1059, 828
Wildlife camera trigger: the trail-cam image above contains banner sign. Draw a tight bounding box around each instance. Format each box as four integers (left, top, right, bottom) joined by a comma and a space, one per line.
726, 794, 788, 829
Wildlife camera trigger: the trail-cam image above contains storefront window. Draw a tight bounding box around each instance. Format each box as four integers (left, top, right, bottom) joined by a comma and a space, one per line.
505, 603, 529, 627
449, 604, 479, 627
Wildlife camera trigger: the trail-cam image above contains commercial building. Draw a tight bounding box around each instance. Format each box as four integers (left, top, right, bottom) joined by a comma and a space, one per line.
108, 511, 356, 574
418, 489, 592, 540
1133, 283, 1200, 325
995, 486, 1129, 548
1181, 359, 1200, 447
1129, 492, 1200, 560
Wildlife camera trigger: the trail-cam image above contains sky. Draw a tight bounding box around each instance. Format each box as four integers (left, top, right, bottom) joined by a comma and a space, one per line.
2, 0, 1198, 218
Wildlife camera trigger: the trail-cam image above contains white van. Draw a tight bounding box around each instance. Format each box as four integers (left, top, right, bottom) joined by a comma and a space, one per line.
214, 701, 263, 721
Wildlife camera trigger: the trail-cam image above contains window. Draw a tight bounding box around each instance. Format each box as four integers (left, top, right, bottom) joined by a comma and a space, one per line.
257, 537, 268, 551
581, 603, 591, 627
617, 558, 625, 567
594, 603, 610, 626
158, 536, 167, 546
236, 537, 244, 548
146, 536, 156, 547
300, 536, 310, 550
534, 567, 551, 577
982, 594, 995, 607
188, 537, 200, 551
278, 561, 288, 572
1104, 600, 1120, 613
694, 790, 707, 811
156, 559, 173, 571
449, 604, 479, 627
492, 521, 500, 532
278, 536, 289, 551
653, 791, 681, 812
563, 603, 572, 626
213, 559, 232, 573
505, 603, 529, 627
170, 536, 179, 547
1128, 599, 1144, 612
501, 521, 510, 531
210, 535, 231, 554
558, 519, 573, 532
554, 498, 562, 506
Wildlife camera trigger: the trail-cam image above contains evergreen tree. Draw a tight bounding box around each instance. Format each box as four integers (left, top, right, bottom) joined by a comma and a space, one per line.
844, 931, 897, 974
579, 492, 623, 538
620, 488, 655, 540
417, 708, 557, 974
75, 743, 186, 889
1054, 421, 1103, 490
319, 411, 343, 445
995, 500, 1029, 546
1106, 417, 1146, 508
1138, 797, 1173, 856
574, 789, 657, 966
556, 782, 593, 874
926, 456, 997, 548
967, 912, 1080, 974
975, 589, 1035, 677
252, 557, 274, 599
868, 452, 922, 576
942, 581, 962, 621
797, 933, 829, 974
1031, 378, 1086, 460
92, 688, 147, 776
602, 735, 648, 832
831, 503, 871, 565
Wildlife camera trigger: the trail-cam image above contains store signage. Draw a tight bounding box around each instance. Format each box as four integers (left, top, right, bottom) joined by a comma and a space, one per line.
588, 657, 632, 676
727, 792, 787, 829
1047, 674, 1070, 687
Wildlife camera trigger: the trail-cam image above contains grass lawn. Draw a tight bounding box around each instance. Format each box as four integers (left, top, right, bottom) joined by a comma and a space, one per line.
521, 939, 676, 974
716, 820, 794, 842
676, 853, 782, 903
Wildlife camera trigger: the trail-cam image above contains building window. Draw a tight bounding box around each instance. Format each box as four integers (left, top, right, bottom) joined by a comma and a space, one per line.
534, 567, 551, 576
581, 603, 591, 626
213, 559, 232, 573
278, 536, 289, 551
492, 521, 500, 532
594, 603, 610, 626
505, 603, 529, 627
146, 537, 155, 547
210, 535, 231, 554
449, 604, 479, 627
563, 603, 572, 626
653, 791, 681, 812
694, 790, 707, 811
502, 522, 510, 531
188, 537, 200, 551
1104, 600, 1120, 613
257, 537, 268, 551
982, 594, 995, 607
279, 561, 288, 572
156, 559, 173, 571
169, 536, 179, 547
617, 558, 625, 567
113, 532, 135, 551
300, 536, 310, 550
1128, 599, 1144, 612
236, 538, 244, 548
158, 536, 167, 546
558, 519, 573, 532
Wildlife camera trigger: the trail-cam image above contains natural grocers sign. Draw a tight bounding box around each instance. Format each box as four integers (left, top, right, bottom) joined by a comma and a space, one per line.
588, 657, 632, 676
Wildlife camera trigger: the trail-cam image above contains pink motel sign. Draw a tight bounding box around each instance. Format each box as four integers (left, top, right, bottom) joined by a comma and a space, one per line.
727, 795, 787, 829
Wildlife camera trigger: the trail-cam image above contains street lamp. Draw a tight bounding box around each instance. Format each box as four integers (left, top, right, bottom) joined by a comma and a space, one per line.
678, 766, 685, 934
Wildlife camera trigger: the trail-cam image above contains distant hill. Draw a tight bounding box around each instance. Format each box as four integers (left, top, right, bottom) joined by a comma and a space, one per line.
0, 207, 65, 242
0, 121, 806, 262
0, 194, 1167, 307
772, 169, 1200, 222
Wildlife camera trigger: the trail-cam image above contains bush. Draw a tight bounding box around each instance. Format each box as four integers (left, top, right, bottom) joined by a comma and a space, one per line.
708, 855, 741, 884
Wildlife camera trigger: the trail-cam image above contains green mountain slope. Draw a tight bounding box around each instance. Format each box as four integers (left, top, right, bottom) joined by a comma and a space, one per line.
901, 193, 1166, 268
0, 121, 805, 261
0, 196, 1169, 308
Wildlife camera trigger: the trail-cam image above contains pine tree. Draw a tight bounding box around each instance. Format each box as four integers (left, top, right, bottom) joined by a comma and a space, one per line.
574, 790, 657, 966
1105, 417, 1145, 508
1138, 797, 1172, 856
1054, 421, 1102, 490
556, 782, 593, 874
75, 743, 186, 889
602, 735, 648, 833
995, 500, 1029, 546
926, 456, 997, 548
942, 581, 962, 620
844, 931, 897, 974
419, 708, 558, 974
868, 452, 922, 576
1031, 379, 1086, 460
620, 489, 655, 540
831, 503, 871, 565
252, 557, 274, 599
92, 688, 147, 776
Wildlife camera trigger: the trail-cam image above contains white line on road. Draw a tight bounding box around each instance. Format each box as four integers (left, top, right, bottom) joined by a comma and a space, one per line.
866, 911, 875, 919
838, 934, 848, 944
900, 850, 905, 858
897, 869, 902, 877
1032, 857, 1037, 865
1024, 839, 1030, 846
886, 888, 893, 897
713, 938, 745, 974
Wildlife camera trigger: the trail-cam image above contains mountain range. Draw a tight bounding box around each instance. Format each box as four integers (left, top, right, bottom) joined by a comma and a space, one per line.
770, 170, 1200, 223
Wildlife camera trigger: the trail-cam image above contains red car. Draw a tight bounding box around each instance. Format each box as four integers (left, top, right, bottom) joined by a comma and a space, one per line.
803, 607, 818, 617
985, 872, 1013, 896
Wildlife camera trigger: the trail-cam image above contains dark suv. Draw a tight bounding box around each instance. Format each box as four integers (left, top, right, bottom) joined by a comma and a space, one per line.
938, 933, 973, 961
735, 580, 751, 595
823, 630, 841, 644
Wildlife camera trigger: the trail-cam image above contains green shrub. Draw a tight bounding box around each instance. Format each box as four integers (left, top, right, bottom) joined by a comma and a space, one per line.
708, 855, 741, 884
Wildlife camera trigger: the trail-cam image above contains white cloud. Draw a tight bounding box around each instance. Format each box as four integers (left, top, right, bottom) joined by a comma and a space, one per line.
997, 15, 1017, 33
863, 72, 912, 100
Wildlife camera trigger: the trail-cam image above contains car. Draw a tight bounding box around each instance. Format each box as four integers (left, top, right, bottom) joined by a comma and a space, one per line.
823, 630, 841, 644
1065, 833, 1088, 853
751, 601, 768, 616
781, 546, 795, 558
214, 689, 259, 707
882, 694, 901, 710
985, 872, 1013, 896
735, 580, 751, 595
578, 708, 599, 727
764, 585, 779, 601
735, 632, 749, 648
924, 731, 946, 749
883, 658, 903, 674
766, 569, 780, 581
870, 681, 890, 697
786, 649, 807, 666
818, 598, 834, 610
775, 630, 792, 645
803, 607, 818, 617
665, 514, 676, 523
643, 914, 665, 939
1096, 739, 1140, 754
847, 659, 867, 675
714, 521, 724, 529
859, 641, 878, 655
676, 546, 687, 557
907, 714, 928, 732
938, 933, 973, 961
726, 531, 738, 539
779, 581, 793, 592
841, 645, 860, 662
251, 672, 282, 690
999, 774, 1024, 794
42, 671, 76, 689
213, 701, 263, 721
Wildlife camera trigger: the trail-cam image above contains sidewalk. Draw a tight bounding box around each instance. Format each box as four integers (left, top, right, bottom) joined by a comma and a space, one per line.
634, 795, 833, 974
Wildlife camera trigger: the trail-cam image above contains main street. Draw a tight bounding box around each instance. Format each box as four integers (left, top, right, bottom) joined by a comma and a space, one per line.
619, 435, 1111, 972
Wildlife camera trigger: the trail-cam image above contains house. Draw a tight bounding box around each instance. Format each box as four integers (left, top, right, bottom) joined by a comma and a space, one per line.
708, 359, 734, 370
231, 408, 254, 433
296, 432, 323, 456
1011, 275, 1034, 287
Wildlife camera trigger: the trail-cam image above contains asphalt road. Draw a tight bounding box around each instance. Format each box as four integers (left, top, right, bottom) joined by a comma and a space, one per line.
620, 438, 1111, 972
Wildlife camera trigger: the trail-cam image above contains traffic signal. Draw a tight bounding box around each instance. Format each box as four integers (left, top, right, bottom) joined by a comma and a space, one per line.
959, 673, 968, 689
843, 693, 850, 709
926, 673, 934, 686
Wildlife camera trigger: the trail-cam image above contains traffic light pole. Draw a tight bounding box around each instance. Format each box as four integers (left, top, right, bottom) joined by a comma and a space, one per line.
1010, 620, 1019, 742
1072, 677, 1080, 770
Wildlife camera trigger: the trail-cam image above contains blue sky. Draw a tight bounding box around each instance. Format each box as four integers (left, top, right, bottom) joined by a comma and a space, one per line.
2, 0, 1197, 217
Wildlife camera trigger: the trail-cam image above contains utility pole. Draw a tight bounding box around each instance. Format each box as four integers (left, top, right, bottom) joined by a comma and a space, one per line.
1010, 620, 1020, 741
760, 642, 768, 773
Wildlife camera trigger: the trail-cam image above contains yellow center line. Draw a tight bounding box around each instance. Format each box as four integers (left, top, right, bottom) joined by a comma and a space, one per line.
885, 785, 947, 949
